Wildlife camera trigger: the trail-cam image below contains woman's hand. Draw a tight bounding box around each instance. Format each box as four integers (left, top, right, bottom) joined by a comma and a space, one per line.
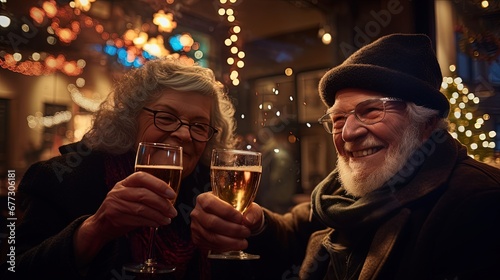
190, 192, 264, 252
73, 171, 178, 268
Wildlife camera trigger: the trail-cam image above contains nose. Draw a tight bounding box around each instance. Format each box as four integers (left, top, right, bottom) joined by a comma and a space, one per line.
170, 124, 193, 142
341, 114, 367, 142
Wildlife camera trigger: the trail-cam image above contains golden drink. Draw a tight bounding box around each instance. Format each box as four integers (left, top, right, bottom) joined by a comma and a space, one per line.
211, 165, 262, 212
135, 165, 183, 203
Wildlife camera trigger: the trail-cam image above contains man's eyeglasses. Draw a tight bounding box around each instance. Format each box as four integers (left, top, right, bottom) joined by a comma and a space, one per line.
143, 107, 218, 142
318, 97, 406, 134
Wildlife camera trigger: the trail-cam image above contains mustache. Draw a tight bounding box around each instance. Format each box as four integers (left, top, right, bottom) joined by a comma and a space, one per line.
343, 137, 385, 152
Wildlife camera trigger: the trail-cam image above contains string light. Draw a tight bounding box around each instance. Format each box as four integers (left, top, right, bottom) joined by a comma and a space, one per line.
442, 64, 497, 161
67, 84, 103, 112
219, 0, 244, 86
27, 111, 72, 129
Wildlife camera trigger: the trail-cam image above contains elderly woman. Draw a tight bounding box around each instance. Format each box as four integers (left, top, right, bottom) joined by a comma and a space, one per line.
3, 58, 237, 280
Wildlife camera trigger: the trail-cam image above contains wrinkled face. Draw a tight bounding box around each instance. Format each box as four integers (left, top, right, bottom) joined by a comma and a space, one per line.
136, 89, 212, 178
331, 89, 422, 197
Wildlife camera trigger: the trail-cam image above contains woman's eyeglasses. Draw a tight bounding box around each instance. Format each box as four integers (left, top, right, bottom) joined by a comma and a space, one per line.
143, 107, 218, 142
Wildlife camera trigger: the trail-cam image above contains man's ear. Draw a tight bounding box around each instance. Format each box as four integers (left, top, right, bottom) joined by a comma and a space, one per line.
421, 116, 440, 141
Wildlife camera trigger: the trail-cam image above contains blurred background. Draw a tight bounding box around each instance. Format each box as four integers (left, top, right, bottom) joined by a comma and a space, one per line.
0, 0, 499, 213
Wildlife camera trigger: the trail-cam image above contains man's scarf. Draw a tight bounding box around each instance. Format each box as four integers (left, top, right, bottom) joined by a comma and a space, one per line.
311, 130, 463, 231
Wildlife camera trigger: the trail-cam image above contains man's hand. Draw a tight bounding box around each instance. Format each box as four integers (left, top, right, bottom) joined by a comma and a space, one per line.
190, 192, 264, 252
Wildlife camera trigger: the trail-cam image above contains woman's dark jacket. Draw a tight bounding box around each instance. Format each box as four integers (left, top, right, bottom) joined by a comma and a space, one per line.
1, 141, 211, 280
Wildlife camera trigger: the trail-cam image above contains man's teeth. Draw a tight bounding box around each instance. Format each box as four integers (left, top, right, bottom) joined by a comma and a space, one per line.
352, 148, 378, 157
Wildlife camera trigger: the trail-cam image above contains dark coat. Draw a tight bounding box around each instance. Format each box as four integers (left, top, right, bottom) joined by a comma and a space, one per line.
1, 142, 211, 280
248, 133, 500, 280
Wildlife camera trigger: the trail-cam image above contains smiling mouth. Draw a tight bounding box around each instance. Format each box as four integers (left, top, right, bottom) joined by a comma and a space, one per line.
349, 147, 382, 158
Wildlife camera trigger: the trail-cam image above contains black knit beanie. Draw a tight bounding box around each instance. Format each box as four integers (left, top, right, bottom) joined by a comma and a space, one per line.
319, 33, 450, 117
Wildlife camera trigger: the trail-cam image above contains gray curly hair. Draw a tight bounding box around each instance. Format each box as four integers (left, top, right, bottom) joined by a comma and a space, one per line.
82, 58, 237, 164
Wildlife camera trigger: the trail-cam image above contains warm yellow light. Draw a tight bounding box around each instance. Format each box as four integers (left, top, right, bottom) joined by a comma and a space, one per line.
13, 53, 22, 61
43, 1, 58, 18
230, 70, 238, 80
45, 56, 57, 68
58, 28, 75, 43
30, 7, 45, 24
63, 61, 77, 75
133, 32, 148, 47
143, 35, 170, 57
153, 10, 177, 33
179, 33, 194, 47
322, 33, 332, 45
481, 0, 489, 8
124, 29, 138, 41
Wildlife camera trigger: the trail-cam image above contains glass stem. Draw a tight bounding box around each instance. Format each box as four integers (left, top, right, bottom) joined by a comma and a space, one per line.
146, 227, 157, 265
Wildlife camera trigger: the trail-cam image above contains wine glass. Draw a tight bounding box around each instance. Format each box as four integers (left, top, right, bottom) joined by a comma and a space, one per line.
208, 148, 262, 260
123, 142, 183, 274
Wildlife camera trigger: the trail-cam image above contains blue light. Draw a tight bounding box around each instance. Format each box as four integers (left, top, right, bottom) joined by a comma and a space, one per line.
133, 58, 143, 68
142, 50, 156, 60
117, 48, 128, 60
104, 45, 117, 56
169, 35, 183, 52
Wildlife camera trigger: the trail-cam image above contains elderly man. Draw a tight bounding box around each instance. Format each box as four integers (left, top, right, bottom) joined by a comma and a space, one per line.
190, 34, 500, 279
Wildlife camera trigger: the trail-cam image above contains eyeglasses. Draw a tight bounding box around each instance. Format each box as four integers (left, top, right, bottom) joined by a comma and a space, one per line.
143, 107, 218, 142
318, 97, 405, 134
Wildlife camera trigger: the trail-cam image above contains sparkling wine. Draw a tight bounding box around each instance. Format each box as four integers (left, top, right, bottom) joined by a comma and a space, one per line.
135, 165, 183, 203
211, 165, 262, 212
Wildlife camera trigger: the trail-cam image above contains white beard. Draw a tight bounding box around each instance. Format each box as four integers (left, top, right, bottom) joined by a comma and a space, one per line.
337, 124, 423, 197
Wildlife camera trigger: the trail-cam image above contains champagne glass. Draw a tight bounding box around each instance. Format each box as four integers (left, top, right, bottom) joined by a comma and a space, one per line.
208, 148, 262, 260
123, 142, 183, 274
